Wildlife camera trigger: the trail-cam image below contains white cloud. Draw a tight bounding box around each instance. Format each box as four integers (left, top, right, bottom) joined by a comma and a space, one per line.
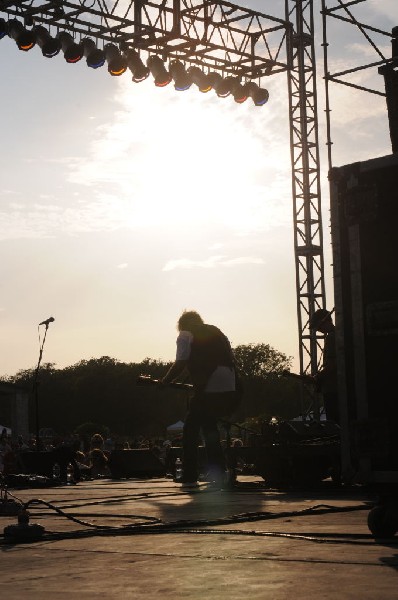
162, 255, 265, 271
367, 0, 397, 21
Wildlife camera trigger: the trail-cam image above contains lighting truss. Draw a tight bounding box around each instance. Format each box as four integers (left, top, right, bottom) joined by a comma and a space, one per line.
0, 0, 290, 81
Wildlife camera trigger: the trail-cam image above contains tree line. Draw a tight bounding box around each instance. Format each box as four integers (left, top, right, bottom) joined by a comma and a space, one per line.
1, 344, 309, 439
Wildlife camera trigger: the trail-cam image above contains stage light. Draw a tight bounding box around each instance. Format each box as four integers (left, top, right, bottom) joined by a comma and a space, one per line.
243, 82, 269, 106
232, 82, 249, 104
57, 31, 83, 63
0, 18, 8, 40
169, 60, 192, 91
8, 19, 35, 51
206, 73, 237, 98
207, 72, 223, 89
187, 66, 212, 92
213, 75, 240, 98
104, 43, 127, 76
81, 38, 105, 69
147, 55, 172, 87
33, 25, 61, 58
125, 49, 150, 82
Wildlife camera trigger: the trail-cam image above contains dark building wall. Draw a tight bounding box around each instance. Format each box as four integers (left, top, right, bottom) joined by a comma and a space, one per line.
330, 153, 398, 479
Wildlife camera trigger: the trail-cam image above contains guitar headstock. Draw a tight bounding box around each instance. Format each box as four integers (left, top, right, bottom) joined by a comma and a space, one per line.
136, 374, 158, 386
136, 374, 193, 390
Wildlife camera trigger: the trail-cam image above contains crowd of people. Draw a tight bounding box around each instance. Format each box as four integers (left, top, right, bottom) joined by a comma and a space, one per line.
0, 428, 182, 481
0, 425, 247, 484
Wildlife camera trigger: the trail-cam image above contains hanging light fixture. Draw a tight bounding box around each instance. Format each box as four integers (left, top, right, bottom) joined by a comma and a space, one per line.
104, 43, 127, 76
169, 60, 192, 91
32, 25, 61, 58
212, 75, 239, 98
125, 49, 150, 82
232, 81, 249, 104
57, 31, 83, 63
147, 55, 172, 87
81, 38, 105, 69
187, 66, 212, 92
8, 19, 35, 51
243, 81, 269, 106
207, 72, 223, 90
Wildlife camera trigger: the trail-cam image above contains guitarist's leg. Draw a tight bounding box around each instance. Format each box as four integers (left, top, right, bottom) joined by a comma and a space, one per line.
201, 392, 237, 486
182, 401, 201, 483
201, 414, 225, 484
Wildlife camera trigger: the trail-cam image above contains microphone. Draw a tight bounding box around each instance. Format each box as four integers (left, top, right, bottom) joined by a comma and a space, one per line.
39, 317, 55, 326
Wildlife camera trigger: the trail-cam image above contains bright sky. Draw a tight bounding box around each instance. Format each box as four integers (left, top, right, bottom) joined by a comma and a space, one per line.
0, 0, 395, 377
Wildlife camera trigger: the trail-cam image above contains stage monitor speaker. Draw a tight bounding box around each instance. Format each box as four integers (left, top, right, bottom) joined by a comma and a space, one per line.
19, 450, 55, 477
108, 449, 166, 479
19, 448, 78, 480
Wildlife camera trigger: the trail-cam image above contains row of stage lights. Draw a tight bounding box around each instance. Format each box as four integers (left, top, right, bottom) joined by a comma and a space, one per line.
0, 17, 269, 106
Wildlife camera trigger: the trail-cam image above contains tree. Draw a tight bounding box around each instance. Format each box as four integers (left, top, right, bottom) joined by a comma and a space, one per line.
233, 343, 292, 378
232, 344, 300, 422
0, 346, 302, 437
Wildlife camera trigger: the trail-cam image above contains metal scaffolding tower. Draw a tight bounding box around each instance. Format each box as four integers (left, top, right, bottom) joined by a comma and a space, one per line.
285, 0, 326, 378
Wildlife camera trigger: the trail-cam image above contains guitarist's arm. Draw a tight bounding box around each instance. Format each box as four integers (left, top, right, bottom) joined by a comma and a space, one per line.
161, 360, 188, 386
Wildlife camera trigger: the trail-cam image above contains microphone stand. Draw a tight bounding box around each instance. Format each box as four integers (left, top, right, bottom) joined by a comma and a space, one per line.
33, 322, 52, 452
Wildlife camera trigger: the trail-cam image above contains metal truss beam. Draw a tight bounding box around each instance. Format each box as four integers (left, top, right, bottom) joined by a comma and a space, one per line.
0, 0, 290, 79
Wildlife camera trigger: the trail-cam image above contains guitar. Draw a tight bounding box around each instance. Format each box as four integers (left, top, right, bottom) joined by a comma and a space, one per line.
136, 374, 193, 390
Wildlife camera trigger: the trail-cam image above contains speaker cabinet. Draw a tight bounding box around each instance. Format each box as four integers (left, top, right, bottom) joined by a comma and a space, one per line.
19, 447, 79, 480
330, 153, 398, 480
108, 449, 166, 479
19, 450, 55, 478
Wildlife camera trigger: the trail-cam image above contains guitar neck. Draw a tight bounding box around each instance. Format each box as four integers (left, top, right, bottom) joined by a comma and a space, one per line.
136, 375, 193, 390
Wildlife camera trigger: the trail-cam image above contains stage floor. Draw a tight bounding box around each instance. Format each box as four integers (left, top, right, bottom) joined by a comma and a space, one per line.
1, 475, 397, 599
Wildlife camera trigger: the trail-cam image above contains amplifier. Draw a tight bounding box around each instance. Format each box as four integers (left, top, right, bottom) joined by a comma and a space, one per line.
108, 449, 166, 479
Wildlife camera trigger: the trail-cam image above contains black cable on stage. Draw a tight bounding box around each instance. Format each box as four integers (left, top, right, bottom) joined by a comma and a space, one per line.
23, 498, 161, 528
2, 522, 395, 547
1, 496, 386, 546
26, 498, 373, 528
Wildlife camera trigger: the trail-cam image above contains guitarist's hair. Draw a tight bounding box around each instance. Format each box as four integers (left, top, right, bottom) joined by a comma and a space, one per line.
177, 310, 204, 332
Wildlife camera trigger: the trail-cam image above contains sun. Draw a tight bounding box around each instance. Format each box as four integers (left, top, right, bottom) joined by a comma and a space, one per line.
70, 75, 292, 234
